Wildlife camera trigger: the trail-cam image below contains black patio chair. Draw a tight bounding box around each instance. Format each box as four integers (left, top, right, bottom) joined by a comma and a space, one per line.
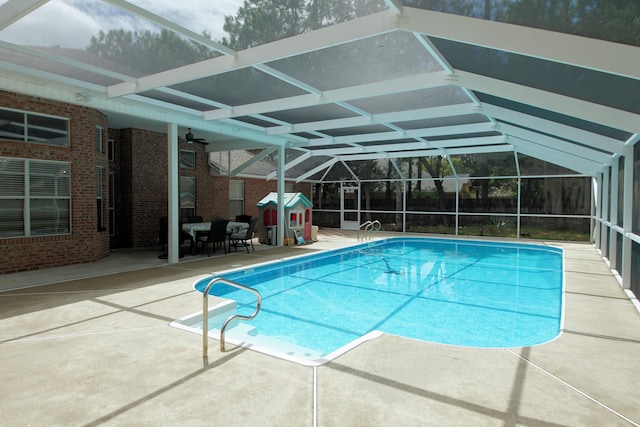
230, 217, 258, 253
197, 219, 229, 256
159, 216, 168, 252
235, 214, 252, 224
159, 216, 188, 258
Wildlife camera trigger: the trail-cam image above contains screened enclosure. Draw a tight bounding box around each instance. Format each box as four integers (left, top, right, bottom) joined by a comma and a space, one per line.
310, 153, 590, 239
0, 1, 639, 296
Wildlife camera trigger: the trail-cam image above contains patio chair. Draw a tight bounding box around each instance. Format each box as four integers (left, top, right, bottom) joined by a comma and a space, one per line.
230, 217, 258, 253
159, 216, 168, 252
197, 219, 229, 256
235, 214, 251, 224
158, 216, 188, 258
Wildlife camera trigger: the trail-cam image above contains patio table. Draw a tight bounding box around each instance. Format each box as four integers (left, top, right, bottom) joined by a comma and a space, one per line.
182, 221, 250, 254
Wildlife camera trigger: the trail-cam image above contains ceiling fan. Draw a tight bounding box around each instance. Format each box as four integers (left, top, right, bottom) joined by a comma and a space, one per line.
185, 128, 208, 144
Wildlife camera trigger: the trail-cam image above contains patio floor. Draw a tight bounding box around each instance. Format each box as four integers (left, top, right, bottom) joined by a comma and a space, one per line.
1, 230, 639, 426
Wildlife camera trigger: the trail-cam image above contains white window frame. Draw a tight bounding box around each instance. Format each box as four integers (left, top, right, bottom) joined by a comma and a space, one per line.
97, 166, 104, 231
0, 107, 69, 146
108, 172, 115, 237
180, 150, 196, 169
180, 176, 196, 218
0, 157, 71, 237
108, 138, 115, 161
95, 126, 103, 152
229, 180, 244, 218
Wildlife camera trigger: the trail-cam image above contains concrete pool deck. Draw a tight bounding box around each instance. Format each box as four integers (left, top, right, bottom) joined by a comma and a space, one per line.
1, 230, 639, 426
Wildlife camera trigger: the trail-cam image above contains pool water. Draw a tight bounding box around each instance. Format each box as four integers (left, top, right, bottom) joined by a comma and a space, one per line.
184, 237, 563, 364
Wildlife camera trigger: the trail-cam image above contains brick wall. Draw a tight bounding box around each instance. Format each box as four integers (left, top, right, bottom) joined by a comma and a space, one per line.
109, 127, 312, 249
0, 91, 110, 274
109, 128, 239, 248
0, 90, 315, 273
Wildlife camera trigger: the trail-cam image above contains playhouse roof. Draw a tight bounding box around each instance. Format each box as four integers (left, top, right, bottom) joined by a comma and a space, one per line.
256, 192, 312, 209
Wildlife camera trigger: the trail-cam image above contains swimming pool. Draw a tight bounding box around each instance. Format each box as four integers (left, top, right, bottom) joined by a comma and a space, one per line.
172, 237, 564, 365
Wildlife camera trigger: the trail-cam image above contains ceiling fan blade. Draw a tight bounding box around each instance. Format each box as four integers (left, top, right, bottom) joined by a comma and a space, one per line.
185, 128, 208, 144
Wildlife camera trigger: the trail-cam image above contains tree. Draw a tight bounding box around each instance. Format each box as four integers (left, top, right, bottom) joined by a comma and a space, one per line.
222, 0, 306, 50
418, 155, 454, 224
221, 0, 386, 50
503, 0, 640, 46
345, 159, 383, 222
87, 29, 215, 75
577, 0, 640, 46
404, 0, 639, 46
402, 0, 477, 16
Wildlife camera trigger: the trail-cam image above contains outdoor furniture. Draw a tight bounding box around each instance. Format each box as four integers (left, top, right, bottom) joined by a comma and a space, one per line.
182, 222, 211, 240
197, 219, 229, 256
158, 216, 188, 258
159, 216, 168, 252
230, 218, 258, 253
182, 221, 250, 255
235, 214, 252, 224
187, 216, 207, 243
182, 221, 210, 255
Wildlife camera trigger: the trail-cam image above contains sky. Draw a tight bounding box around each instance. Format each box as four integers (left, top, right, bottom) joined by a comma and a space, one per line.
0, 0, 245, 49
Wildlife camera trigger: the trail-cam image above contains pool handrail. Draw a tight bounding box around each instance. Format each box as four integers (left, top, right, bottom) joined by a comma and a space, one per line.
358, 220, 381, 241
202, 277, 262, 357
358, 221, 371, 241
370, 220, 381, 236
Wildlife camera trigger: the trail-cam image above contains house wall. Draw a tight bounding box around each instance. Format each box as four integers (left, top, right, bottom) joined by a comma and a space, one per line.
0, 90, 110, 274
0, 90, 311, 273
108, 127, 312, 249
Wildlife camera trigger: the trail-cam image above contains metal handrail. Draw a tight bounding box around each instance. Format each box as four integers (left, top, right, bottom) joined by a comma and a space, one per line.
358, 220, 381, 241
202, 277, 262, 357
358, 221, 372, 241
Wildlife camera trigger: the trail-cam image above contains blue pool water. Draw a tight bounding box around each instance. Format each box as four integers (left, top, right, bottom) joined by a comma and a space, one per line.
193, 237, 563, 360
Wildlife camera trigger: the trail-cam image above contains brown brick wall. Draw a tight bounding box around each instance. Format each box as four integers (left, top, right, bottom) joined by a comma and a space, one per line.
0, 91, 315, 272
0, 91, 110, 274
108, 128, 313, 248
109, 128, 241, 248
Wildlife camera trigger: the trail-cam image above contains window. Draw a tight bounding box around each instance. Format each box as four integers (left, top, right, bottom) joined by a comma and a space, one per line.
0, 107, 69, 146
96, 166, 105, 231
108, 139, 115, 161
0, 158, 70, 237
229, 180, 244, 218
180, 176, 196, 218
109, 172, 115, 236
180, 150, 195, 169
94, 126, 103, 152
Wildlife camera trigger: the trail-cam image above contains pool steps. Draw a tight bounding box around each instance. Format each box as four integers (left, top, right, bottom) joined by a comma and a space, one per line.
171, 301, 327, 364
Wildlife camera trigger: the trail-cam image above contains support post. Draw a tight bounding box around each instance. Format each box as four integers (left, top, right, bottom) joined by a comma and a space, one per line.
592, 175, 601, 245
622, 144, 634, 289
167, 123, 180, 263
609, 157, 620, 268
600, 166, 610, 252
277, 144, 286, 247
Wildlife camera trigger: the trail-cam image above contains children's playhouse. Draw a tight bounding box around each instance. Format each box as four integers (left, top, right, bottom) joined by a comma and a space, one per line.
257, 192, 313, 245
